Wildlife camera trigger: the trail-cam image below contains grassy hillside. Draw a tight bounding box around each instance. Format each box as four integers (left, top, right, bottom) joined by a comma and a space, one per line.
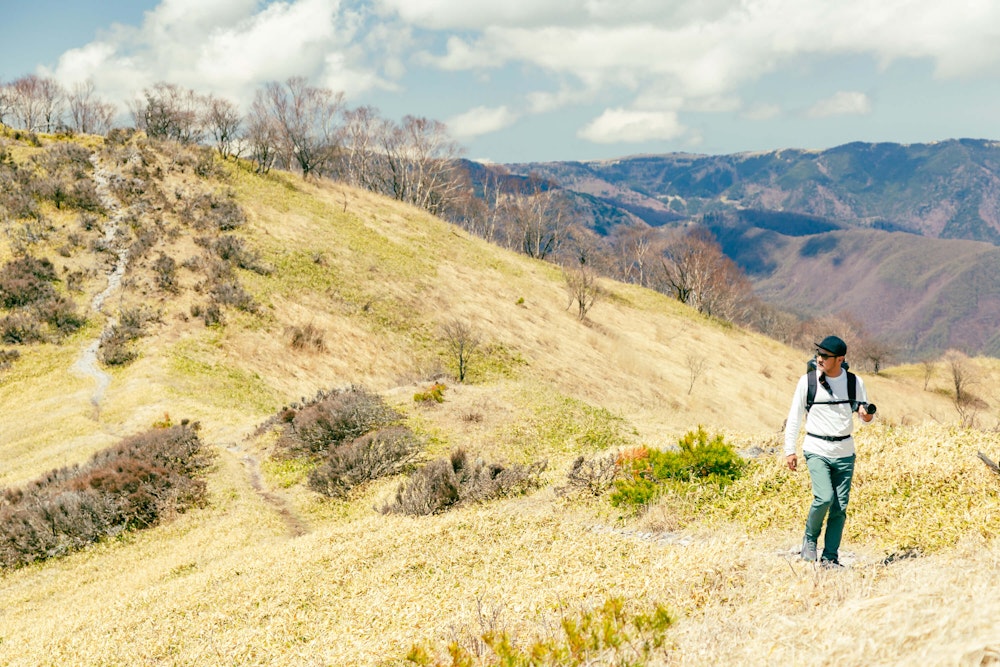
2, 131, 1000, 665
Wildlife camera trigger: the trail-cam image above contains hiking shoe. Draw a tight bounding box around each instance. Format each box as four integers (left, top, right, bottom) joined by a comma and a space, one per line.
820, 558, 843, 569
801, 537, 818, 562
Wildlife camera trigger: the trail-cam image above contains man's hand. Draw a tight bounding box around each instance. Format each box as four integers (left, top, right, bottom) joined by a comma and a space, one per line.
859, 405, 874, 423
786, 454, 798, 471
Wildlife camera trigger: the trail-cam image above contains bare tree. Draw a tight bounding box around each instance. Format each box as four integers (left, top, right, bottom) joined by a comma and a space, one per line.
261, 77, 344, 179
922, 360, 935, 390
245, 92, 280, 174
656, 226, 753, 321
66, 81, 116, 135
37, 77, 65, 132
945, 349, 984, 427
394, 115, 465, 215
502, 175, 569, 260
7, 74, 47, 131
441, 319, 481, 383
131, 82, 207, 143
609, 226, 659, 287
204, 94, 242, 159
564, 263, 601, 321
686, 353, 708, 395
338, 104, 390, 191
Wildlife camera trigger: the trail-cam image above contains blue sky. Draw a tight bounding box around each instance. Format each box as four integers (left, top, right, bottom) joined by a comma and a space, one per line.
4, 0, 1000, 163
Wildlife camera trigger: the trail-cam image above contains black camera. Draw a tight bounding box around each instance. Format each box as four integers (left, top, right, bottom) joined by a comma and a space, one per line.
863, 403, 877, 415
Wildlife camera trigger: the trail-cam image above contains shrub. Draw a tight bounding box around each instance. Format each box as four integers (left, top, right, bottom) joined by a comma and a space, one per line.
98, 327, 138, 366
211, 235, 268, 274
558, 452, 620, 497
0, 255, 58, 308
210, 279, 257, 313
611, 427, 746, 509
152, 252, 178, 292
288, 323, 326, 352
275, 386, 403, 457
97, 306, 158, 366
191, 302, 224, 327
381, 448, 547, 516
0, 349, 20, 371
406, 596, 674, 666
307, 426, 422, 497
0, 313, 44, 344
35, 295, 86, 336
0, 423, 211, 569
182, 190, 246, 231
413, 382, 446, 404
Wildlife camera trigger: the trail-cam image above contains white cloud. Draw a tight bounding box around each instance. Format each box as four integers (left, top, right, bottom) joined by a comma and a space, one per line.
47, 0, 393, 107
578, 108, 686, 144
807, 91, 872, 118
446, 105, 519, 138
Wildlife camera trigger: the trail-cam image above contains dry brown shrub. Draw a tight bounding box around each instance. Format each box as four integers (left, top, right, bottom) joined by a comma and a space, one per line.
307, 426, 421, 497
381, 448, 547, 516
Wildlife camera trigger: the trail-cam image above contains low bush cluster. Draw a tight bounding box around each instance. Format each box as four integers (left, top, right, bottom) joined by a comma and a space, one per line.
0, 255, 85, 346
180, 189, 246, 231
0, 422, 212, 569
381, 448, 547, 516
266, 386, 419, 498
274, 386, 402, 456
610, 427, 746, 508
406, 596, 673, 666
308, 426, 421, 498
98, 305, 161, 366
558, 452, 619, 497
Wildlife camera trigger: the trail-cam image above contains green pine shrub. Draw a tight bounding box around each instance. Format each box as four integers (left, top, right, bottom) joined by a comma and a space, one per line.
611, 427, 746, 509
413, 382, 446, 403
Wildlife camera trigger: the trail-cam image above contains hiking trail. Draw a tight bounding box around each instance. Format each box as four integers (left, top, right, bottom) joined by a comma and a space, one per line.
70, 151, 131, 414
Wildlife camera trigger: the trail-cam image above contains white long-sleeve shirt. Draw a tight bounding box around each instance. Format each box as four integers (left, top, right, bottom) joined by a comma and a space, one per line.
784, 370, 869, 458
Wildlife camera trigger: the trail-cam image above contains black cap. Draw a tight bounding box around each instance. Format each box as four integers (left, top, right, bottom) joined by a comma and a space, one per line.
815, 335, 847, 357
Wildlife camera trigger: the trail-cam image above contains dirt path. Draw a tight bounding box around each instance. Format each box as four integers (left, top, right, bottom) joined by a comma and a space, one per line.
70, 152, 130, 413
226, 442, 309, 537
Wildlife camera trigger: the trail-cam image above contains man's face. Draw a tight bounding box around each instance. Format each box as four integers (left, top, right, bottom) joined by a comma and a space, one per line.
816, 350, 843, 375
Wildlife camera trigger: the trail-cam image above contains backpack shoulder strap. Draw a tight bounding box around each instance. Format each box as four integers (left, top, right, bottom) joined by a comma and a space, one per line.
847, 371, 857, 411
806, 370, 817, 412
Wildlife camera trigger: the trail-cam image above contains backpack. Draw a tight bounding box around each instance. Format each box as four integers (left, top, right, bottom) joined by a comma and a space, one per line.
805, 358, 858, 412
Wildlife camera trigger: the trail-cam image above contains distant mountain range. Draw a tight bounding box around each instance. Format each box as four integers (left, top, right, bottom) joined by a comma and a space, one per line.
504, 139, 1000, 359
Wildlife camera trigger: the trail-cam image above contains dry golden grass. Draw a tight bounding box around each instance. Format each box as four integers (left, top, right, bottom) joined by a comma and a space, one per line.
1, 137, 1000, 666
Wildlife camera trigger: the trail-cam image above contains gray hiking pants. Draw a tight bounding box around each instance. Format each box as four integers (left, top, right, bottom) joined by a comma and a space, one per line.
803, 452, 856, 561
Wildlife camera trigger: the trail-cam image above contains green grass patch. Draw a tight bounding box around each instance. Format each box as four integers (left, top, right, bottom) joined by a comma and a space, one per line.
496, 388, 636, 461
261, 457, 315, 489
167, 338, 278, 414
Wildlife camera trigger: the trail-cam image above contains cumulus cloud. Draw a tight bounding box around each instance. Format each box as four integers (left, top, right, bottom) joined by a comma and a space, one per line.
446, 105, 519, 138
807, 91, 872, 118
578, 109, 686, 144
47, 0, 394, 107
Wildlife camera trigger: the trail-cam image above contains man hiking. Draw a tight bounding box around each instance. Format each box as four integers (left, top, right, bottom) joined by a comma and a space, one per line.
785, 335, 875, 567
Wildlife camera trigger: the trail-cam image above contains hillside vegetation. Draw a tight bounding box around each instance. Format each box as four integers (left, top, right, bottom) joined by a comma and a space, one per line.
2, 129, 1000, 665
